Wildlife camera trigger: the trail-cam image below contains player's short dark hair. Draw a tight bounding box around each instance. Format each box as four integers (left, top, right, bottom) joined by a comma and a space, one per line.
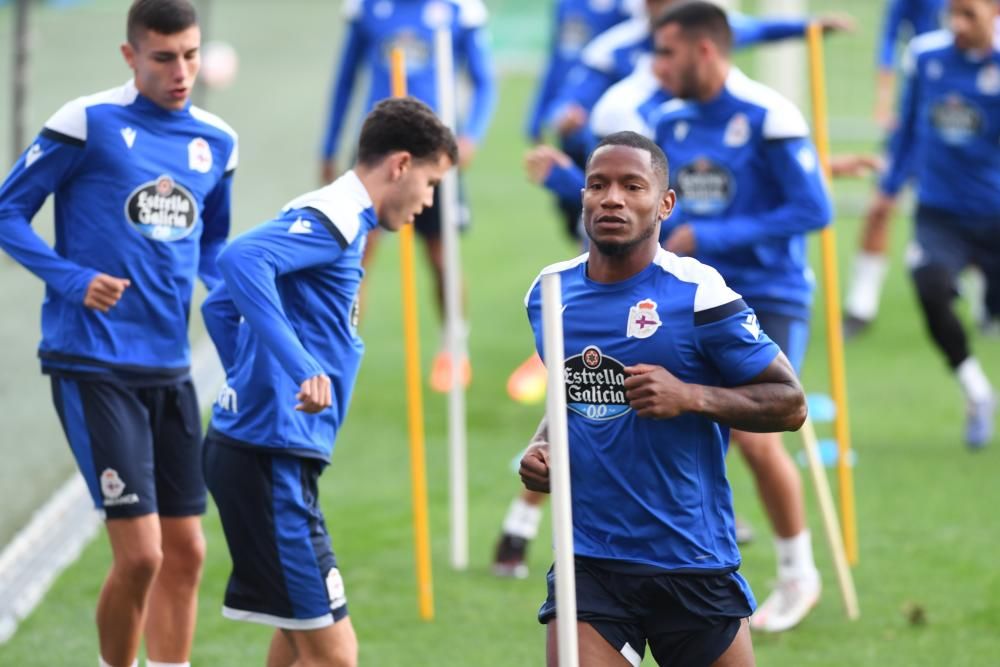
357, 97, 459, 167
654, 0, 733, 54
127, 0, 198, 46
587, 131, 670, 187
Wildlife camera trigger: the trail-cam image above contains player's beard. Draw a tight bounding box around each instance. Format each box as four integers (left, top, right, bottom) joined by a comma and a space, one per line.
588, 214, 658, 257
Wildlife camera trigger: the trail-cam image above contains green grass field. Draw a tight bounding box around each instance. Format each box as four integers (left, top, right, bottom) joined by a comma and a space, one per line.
1, 0, 999, 664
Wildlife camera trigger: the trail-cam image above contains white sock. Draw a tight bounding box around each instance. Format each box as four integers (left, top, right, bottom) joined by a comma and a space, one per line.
99, 658, 137, 667
502, 497, 543, 540
147, 662, 191, 667
775, 530, 817, 581
957, 357, 994, 403
845, 252, 888, 320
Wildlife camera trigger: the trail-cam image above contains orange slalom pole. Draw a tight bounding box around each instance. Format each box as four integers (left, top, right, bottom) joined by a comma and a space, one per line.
391, 47, 435, 620
806, 24, 858, 566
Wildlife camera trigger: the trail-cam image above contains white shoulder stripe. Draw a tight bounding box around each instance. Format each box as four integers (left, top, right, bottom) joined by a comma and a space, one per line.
652, 249, 741, 313
524, 253, 589, 307
189, 105, 239, 171
724, 68, 809, 140
282, 171, 372, 245
454, 0, 488, 27
590, 57, 659, 138
43, 80, 139, 142
581, 17, 648, 72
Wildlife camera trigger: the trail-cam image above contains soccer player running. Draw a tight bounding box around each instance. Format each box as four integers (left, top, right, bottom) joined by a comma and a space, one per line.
651, 2, 833, 632
320, 0, 496, 393
201, 98, 456, 667
0, 2, 236, 666
845, 0, 947, 337
862, 0, 999, 447
519, 131, 806, 667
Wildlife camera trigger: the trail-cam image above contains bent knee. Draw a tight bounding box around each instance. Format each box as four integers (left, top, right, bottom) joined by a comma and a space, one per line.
113, 545, 164, 584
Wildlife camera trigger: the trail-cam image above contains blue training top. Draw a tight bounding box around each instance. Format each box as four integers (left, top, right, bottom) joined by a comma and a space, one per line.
0, 80, 237, 380
525, 0, 640, 142
880, 29, 1000, 218
321, 0, 496, 160
654, 68, 832, 318
527, 248, 777, 585
204, 171, 378, 462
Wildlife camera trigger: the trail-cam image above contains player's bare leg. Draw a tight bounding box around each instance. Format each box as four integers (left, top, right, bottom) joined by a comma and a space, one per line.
424, 235, 471, 392
547, 620, 631, 667
144, 516, 205, 663
710, 619, 755, 667
283, 618, 358, 667
100, 514, 163, 667
266, 629, 297, 667
732, 430, 819, 633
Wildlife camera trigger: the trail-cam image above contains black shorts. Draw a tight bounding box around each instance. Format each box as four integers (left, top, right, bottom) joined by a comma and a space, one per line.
911, 205, 1000, 300
50, 376, 205, 519
204, 432, 348, 630
413, 181, 470, 239
538, 558, 753, 667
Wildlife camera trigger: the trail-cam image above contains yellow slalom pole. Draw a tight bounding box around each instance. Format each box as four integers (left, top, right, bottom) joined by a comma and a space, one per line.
391, 47, 435, 620
806, 24, 858, 566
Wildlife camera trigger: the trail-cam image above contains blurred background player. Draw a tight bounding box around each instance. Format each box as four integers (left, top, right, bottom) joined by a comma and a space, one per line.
0, 1, 237, 665
845, 0, 946, 337
651, 1, 832, 633
320, 0, 496, 393
862, 0, 999, 448
203, 98, 456, 667
519, 131, 807, 667
506, 0, 853, 404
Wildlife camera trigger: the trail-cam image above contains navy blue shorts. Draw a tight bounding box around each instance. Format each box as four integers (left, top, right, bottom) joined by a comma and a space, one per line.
413, 180, 470, 239
538, 558, 753, 667
755, 311, 810, 375
50, 376, 205, 519
204, 431, 348, 630
910, 206, 1000, 289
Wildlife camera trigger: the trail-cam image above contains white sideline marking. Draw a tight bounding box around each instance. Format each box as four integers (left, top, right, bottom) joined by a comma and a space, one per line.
0, 338, 224, 644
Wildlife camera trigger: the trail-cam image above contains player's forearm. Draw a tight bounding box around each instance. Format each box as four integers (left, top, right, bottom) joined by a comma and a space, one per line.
688, 379, 806, 433
0, 211, 96, 301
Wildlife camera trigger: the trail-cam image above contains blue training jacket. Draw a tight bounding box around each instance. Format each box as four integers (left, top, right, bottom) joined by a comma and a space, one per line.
204, 171, 378, 462
321, 0, 496, 161
0, 80, 237, 379
880, 29, 1000, 217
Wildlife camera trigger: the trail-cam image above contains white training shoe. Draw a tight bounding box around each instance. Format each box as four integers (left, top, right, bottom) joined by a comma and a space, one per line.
750, 571, 821, 633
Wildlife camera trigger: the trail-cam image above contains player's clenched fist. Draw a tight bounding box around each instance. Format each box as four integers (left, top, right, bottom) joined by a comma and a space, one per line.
519, 442, 551, 494
624, 363, 696, 419
296, 374, 332, 413
83, 273, 131, 313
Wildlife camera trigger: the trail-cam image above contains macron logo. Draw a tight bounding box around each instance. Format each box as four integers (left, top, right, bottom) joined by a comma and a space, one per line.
741, 314, 761, 341
121, 127, 137, 149
288, 217, 313, 234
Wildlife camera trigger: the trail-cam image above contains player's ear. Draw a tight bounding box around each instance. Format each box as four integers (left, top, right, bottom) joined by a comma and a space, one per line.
387, 151, 412, 181
121, 42, 136, 70
659, 188, 676, 221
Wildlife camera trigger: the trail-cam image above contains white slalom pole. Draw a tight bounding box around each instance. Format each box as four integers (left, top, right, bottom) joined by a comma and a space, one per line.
435, 27, 469, 571
541, 274, 578, 667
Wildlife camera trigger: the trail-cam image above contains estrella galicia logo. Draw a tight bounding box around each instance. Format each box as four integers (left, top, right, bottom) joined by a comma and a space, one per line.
565, 345, 631, 421
676, 158, 735, 216
124, 175, 197, 242
930, 95, 982, 146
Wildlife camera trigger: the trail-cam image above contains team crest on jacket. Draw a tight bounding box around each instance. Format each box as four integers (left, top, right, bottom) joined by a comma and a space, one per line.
627, 299, 661, 339
125, 175, 198, 242
188, 137, 213, 173
723, 112, 750, 147
564, 345, 630, 421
